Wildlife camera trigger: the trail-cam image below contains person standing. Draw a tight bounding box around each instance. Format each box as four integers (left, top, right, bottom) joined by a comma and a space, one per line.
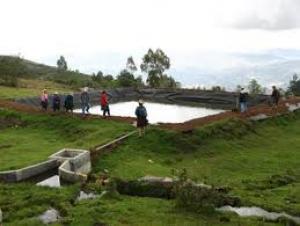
135, 99, 148, 137
239, 88, 248, 113
81, 87, 90, 115
271, 86, 280, 107
101, 90, 110, 117
52, 92, 61, 112
40, 89, 49, 111
64, 93, 74, 113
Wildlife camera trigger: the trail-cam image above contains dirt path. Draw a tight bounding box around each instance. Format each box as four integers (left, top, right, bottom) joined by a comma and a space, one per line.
0, 99, 136, 124
1, 98, 300, 132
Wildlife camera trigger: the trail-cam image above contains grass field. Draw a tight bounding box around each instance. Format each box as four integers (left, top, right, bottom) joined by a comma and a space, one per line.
0, 109, 133, 170
0, 182, 280, 226
93, 113, 300, 215
0, 79, 75, 99
1, 109, 300, 225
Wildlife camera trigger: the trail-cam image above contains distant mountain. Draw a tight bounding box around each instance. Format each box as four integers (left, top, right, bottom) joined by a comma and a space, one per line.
172, 61, 300, 90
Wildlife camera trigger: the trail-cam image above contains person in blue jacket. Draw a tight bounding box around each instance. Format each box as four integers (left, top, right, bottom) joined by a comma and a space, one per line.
135, 99, 148, 137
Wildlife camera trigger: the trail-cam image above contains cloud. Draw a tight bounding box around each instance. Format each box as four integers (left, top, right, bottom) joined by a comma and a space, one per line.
229, 0, 300, 30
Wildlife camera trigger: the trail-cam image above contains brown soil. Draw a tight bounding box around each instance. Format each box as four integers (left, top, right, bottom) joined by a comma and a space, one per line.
0, 99, 136, 124
159, 98, 300, 132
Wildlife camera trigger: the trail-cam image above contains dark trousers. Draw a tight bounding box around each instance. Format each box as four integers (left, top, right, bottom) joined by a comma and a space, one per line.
102, 105, 110, 116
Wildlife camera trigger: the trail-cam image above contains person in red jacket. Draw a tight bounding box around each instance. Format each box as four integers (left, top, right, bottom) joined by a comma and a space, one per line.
101, 90, 110, 116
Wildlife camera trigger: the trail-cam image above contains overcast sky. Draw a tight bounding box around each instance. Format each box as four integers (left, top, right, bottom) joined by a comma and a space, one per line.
1, 0, 300, 73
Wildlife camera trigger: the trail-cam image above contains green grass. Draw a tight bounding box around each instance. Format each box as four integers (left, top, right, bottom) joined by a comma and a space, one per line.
0, 182, 280, 226
2, 109, 300, 225
0, 109, 133, 170
0, 79, 75, 99
93, 113, 300, 215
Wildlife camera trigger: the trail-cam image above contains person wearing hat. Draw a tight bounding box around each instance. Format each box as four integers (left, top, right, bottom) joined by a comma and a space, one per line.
52, 91, 61, 112
40, 89, 49, 111
100, 90, 110, 117
135, 99, 148, 137
239, 87, 248, 113
81, 87, 90, 115
64, 92, 74, 113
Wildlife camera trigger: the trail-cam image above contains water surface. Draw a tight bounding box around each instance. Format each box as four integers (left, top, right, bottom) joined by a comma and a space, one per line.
79, 101, 225, 124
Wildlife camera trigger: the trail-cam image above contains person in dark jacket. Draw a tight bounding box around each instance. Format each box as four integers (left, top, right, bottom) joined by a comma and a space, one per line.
52, 92, 61, 112
101, 90, 110, 116
135, 99, 148, 137
271, 86, 280, 107
81, 87, 90, 115
64, 93, 74, 113
239, 88, 248, 113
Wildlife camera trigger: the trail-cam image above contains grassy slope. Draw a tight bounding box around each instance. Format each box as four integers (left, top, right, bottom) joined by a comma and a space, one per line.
0, 183, 279, 226
0, 79, 75, 99
1, 111, 299, 225
0, 109, 133, 170
0, 56, 99, 98
94, 113, 300, 215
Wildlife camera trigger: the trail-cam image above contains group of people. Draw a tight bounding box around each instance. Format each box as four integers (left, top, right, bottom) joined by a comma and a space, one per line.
40, 88, 148, 137
238, 85, 281, 113
40, 89, 74, 112
40, 88, 111, 116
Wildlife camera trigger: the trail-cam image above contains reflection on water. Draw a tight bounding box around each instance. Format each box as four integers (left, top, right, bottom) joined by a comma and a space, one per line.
36, 175, 60, 188
77, 101, 225, 124
217, 206, 300, 224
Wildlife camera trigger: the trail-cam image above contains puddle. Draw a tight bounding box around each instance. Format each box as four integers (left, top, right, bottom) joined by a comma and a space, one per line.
217, 206, 300, 224
75, 101, 225, 124
38, 208, 60, 224
36, 175, 60, 188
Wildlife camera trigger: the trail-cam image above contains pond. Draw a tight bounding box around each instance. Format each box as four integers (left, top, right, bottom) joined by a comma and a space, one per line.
77, 101, 225, 124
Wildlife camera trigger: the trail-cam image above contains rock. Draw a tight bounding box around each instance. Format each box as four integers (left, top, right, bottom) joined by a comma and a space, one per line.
77, 191, 98, 201
250, 114, 270, 121
38, 208, 60, 224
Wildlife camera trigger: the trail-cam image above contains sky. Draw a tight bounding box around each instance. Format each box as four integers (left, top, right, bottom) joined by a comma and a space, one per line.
1, 0, 300, 77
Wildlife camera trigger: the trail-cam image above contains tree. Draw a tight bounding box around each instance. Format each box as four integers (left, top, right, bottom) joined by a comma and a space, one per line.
248, 79, 263, 95
103, 74, 114, 81
288, 73, 300, 96
57, 56, 68, 71
211, 86, 222, 92
92, 70, 104, 82
117, 69, 136, 87
140, 48, 170, 87
160, 75, 180, 88
126, 56, 137, 74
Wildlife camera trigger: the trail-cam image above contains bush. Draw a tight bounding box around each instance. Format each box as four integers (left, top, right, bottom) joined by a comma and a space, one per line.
173, 169, 240, 214
0, 75, 19, 87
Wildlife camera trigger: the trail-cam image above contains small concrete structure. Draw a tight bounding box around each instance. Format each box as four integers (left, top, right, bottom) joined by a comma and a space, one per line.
0, 148, 91, 184
50, 148, 91, 183
0, 159, 59, 182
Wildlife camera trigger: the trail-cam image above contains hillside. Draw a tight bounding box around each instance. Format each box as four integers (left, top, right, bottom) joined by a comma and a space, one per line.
0, 55, 97, 90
